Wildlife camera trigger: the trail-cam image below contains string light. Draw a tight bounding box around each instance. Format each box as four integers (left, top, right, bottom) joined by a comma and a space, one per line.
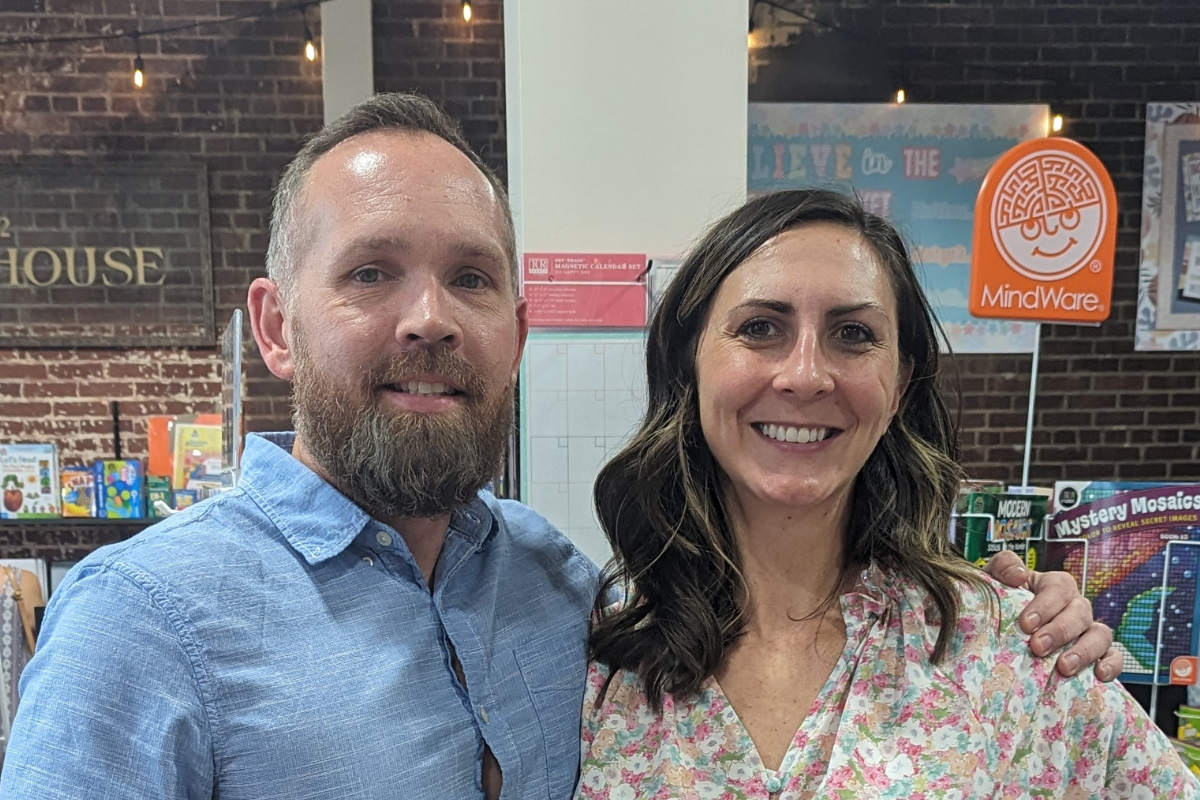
132, 32, 144, 89
302, 7, 317, 62
895, 88, 906, 104
1051, 114, 1064, 133
461, 0, 472, 22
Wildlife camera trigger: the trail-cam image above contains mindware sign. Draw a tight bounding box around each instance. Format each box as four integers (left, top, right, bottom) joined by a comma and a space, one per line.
968, 137, 1117, 324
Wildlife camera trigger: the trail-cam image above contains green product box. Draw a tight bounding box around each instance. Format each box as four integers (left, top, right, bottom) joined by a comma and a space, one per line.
960, 492, 1048, 570
147, 475, 172, 518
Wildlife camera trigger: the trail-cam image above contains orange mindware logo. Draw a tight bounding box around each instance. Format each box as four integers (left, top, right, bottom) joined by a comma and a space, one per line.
1171, 655, 1198, 686
969, 137, 1117, 324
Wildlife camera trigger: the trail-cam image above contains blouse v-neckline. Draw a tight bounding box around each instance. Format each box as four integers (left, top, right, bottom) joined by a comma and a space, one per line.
700, 578, 887, 798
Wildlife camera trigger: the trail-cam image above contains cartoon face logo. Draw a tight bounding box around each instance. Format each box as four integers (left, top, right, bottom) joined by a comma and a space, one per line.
990, 150, 1107, 282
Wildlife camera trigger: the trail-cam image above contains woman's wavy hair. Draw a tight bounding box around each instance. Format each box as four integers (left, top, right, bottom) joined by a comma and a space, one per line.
590, 188, 987, 708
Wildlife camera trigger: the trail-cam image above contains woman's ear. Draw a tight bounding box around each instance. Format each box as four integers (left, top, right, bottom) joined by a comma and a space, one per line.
891, 358, 915, 418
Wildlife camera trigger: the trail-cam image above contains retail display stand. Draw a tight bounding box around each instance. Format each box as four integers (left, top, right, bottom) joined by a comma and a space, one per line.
220, 310, 244, 487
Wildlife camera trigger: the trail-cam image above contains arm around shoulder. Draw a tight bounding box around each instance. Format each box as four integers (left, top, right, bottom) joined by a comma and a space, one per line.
998, 649, 1200, 796
0, 563, 214, 800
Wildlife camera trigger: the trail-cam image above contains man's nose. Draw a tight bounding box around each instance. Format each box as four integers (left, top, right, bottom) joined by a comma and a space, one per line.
396, 279, 462, 349
772, 327, 834, 398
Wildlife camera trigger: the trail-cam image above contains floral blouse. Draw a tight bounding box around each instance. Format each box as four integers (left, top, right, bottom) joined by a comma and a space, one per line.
577, 565, 1199, 799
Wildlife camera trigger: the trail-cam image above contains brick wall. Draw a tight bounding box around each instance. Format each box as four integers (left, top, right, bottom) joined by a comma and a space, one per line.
373, 0, 507, 180
765, 0, 1200, 485
0, 0, 324, 469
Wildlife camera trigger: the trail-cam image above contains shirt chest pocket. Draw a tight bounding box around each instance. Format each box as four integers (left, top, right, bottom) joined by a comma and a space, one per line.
497, 642, 588, 800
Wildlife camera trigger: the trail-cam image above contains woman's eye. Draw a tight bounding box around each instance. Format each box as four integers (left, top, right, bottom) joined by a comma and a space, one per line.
354, 267, 381, 284
836, 323, 875, 345
737, 319, 776, 340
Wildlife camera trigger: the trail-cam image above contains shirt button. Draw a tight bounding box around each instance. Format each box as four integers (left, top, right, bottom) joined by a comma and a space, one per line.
376, 530, 393, 547
479, 707, 490, 724
766, 776, 783, 793
362, 556, 374, 566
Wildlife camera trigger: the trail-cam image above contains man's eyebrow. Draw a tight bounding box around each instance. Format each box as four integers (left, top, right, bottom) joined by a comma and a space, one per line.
448, 241, 506, 264
333, 235, 409, 261
332, 236, 505, 265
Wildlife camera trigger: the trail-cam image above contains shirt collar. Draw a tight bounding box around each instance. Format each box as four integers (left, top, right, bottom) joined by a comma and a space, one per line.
238, 432, 497, 565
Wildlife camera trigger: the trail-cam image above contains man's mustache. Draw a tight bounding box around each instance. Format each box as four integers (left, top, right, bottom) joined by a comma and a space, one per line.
364, 349, 485, 398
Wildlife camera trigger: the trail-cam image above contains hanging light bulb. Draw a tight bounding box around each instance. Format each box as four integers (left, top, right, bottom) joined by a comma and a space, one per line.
301, 6, 317, 62
462, 0, 472, 22
1051, 114, 1064, 133
132, 33, 144, 89
304, 28, 317, 61
895, 88, 906, 104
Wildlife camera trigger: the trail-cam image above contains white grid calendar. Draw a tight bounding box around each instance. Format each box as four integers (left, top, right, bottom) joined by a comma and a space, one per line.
518, 332, 648, 565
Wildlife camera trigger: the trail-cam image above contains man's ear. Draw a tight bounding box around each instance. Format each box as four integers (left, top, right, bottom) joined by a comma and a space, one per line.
248, 277, 295, 381
510, 296, 530, 384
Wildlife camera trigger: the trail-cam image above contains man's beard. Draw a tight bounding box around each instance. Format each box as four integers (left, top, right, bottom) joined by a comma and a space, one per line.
290, 332, 513, 520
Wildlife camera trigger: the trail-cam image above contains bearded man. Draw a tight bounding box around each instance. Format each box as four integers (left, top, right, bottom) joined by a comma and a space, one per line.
0, 94, 1119, 800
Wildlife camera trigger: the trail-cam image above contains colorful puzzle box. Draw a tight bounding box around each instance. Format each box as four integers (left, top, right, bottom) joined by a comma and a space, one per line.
1045, 481, 1200, 684
94, 459, 145, 519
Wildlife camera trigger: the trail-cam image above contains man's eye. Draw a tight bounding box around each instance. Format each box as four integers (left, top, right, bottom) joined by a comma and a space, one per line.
354, 268, 381, 284
455, 272, 487, 290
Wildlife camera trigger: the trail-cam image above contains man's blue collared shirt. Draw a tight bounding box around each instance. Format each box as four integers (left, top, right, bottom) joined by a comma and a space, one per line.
0, 433, 598, 800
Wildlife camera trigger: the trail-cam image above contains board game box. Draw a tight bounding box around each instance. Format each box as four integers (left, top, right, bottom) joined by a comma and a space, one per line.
1045, 481, 1200, 684
957, 491, 1048, 570
95, 459, 145, 519
60, 466, 96, 517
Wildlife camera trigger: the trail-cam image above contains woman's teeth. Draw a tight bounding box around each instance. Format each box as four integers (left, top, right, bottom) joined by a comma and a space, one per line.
757, 424, 830, 444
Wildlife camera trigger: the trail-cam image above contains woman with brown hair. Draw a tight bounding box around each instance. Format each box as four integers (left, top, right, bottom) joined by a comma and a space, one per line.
577, 189, 1196, 798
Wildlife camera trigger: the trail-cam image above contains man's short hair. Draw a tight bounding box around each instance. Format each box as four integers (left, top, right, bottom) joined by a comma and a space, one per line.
266, 92, 516, 296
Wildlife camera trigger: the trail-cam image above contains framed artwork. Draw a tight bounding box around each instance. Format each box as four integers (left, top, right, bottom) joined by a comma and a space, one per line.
1136, 103, 1200, 351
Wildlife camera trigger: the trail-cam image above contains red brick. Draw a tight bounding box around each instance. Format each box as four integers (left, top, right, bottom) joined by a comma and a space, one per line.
0, 401, 52, 418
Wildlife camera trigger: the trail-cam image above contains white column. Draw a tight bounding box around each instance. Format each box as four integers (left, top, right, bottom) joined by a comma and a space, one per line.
505, 0, 747, 255
321, 0, 374, 124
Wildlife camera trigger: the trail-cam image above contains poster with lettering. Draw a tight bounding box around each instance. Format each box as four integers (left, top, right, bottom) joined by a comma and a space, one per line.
522, 253, 647, 328
1136, 103, 1200, 351
749, 103, 1048, 353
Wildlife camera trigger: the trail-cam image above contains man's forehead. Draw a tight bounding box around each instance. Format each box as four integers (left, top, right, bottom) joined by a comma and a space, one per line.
311, 129, 494, 196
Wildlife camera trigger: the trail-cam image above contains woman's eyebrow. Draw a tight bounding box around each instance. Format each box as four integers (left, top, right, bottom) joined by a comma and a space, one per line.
730, 299, 793, 315
828, 301, 889, 319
